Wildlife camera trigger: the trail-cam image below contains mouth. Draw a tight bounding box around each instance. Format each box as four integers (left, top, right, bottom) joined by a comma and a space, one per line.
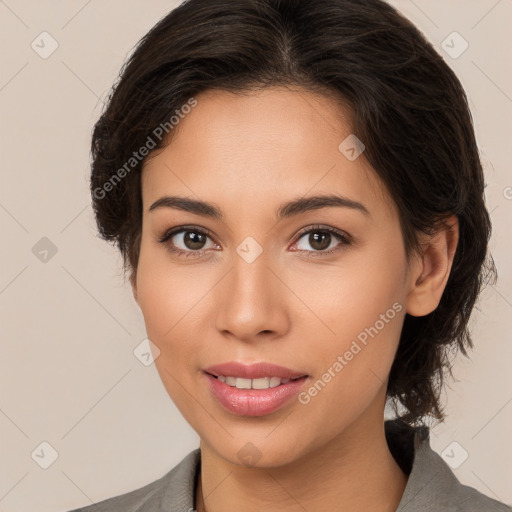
202, 362, 310, 416
205, 373, 307, 390
203, 372, 310, 417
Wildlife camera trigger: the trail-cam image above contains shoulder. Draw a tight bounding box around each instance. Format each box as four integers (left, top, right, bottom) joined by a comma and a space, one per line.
451, 482, 512, 512
63, 449, 200, 512
385, 419, 511, 512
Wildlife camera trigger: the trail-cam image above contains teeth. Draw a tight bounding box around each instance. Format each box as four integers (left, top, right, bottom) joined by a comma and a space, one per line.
216, 375, 295, 389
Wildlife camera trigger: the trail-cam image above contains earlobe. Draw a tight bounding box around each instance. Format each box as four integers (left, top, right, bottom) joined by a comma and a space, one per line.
405, 215, 459, 317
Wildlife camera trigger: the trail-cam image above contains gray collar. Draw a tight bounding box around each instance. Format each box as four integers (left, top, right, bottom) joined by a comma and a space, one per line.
134, 419, 509, 512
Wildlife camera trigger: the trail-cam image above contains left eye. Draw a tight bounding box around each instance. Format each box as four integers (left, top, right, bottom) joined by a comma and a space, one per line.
294, 227, 350, 254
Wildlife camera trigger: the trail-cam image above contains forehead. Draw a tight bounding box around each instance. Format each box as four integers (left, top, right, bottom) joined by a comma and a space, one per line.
141, 87, 395, 221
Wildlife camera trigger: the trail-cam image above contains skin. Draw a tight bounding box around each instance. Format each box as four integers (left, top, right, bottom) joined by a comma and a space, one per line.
131, 86, 459, 512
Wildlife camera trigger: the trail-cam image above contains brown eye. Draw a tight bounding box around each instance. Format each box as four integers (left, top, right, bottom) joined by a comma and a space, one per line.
294, 225, 351, 257
304, 231, 332, 251
158, 226, 218, 257
181, 231, 208, 250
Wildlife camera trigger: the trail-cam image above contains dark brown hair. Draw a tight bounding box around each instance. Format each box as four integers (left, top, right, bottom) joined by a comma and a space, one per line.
90, 0, 496, 425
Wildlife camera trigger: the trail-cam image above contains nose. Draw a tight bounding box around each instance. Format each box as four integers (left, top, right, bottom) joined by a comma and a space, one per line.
214, 250, 290, 343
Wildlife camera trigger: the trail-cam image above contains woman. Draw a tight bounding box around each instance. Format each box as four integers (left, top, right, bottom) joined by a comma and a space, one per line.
67, 0, 510, 510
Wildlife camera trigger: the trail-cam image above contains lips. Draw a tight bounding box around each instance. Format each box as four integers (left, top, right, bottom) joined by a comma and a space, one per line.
204, 373, 309, 416
202, 361, 310, 416
203, 361, 308, 380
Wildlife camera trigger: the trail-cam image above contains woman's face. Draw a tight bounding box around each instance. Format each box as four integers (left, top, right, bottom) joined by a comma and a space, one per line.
134, 86, 416, 467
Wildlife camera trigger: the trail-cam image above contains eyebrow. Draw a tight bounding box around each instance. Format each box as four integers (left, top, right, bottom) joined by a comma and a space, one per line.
148, 194, 370, 219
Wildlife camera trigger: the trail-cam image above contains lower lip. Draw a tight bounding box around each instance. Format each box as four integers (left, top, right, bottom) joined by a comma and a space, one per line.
204, 373, 309, 416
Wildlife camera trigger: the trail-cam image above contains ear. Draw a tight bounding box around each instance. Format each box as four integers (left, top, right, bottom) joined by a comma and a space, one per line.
405, 215, 459, 317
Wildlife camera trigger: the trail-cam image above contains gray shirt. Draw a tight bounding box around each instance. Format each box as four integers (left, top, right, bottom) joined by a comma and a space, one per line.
65, 419, 511, 511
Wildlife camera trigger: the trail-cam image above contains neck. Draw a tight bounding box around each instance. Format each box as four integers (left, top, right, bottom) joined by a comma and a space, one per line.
195, 413, 408, 512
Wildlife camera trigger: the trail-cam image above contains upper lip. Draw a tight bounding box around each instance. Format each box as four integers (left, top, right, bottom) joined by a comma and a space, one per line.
204, 362, 308, 380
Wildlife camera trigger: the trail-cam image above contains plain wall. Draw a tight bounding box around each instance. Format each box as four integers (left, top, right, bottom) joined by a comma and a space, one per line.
0, 1, 511, 511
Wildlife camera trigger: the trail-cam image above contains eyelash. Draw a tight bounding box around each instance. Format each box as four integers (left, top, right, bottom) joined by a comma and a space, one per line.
157, 224, 351, 259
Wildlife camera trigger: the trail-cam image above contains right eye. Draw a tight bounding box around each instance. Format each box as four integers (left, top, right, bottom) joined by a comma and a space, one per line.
158, 226, 220, 258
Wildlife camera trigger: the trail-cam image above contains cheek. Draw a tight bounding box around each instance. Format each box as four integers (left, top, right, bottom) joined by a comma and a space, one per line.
136, 257, 202, 408
136, 243, 209, 339
291, 241, 407, 397
294, 291, 404, 447
292, 240, 406, 339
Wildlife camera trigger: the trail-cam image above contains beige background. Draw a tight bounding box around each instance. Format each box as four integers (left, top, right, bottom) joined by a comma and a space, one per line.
0, 1, 511, 511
